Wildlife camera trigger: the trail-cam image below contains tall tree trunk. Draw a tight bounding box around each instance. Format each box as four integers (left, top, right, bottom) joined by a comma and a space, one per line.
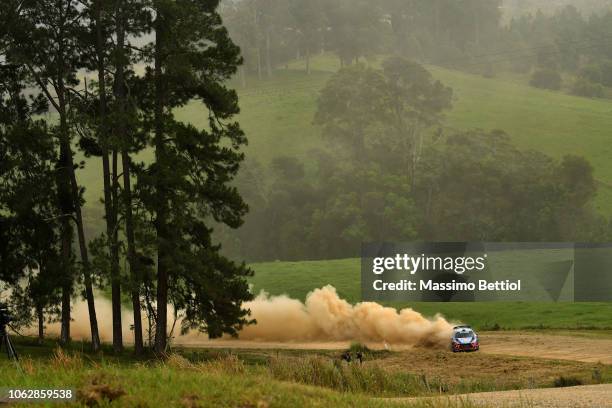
59, 216, 71, 345
57, 61, 100, 352
265, 29, 272, 78
36, 304, 44, 343
57, 93, 100, 351
93, 0, 121, 352
111, 149, 122, 351
122, 151, 144, 354
240, 66, 246, 88
113, 0, 144, 354
254, 7, 262, 80
257, 47, 262, 80
154, 14, 169, 354
103, 146, 123, 352
57, 112, 100, 351
68, 161, 101, 352
57, 126, 73, 346
306, 48, 311, 75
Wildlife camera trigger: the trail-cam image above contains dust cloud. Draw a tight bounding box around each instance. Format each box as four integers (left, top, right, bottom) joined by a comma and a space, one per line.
24, 296, 136, 343
28, 286, 453, 348
236, 286, 453, 347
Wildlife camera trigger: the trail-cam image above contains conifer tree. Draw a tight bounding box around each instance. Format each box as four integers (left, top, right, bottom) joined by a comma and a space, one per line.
2, 0, 101, 350
141, 0, 254, 353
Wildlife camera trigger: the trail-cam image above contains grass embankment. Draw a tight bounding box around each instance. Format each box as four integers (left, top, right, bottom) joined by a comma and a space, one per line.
2, 337, 610, 407
250, 258, 612, 331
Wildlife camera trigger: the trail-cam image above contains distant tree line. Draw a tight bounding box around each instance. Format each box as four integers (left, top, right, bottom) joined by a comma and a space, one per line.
0, 0, 253, 354
509, 5, 612, 96
222, 0, 612, 98
221, 0, 505, 79
217, 58, 607, 262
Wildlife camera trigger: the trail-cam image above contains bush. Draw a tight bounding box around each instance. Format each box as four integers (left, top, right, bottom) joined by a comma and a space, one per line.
600, 60, 612, 87
349, 342, 370, 353
571, 78, 604, 98
579, 65, 602, 84
553, 376, 583, 387
530, 68, 562, 90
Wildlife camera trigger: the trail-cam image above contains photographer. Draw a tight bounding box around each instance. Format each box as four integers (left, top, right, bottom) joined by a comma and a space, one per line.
0, 303, 12, 335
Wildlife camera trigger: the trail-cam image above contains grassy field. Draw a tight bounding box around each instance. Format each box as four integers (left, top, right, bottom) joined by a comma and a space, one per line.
2, 337, 609, 407
249, 258, 612, 331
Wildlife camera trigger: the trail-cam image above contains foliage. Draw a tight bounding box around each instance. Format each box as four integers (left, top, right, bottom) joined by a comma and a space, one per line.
530, 69, 562, 90
554, 375, 583, 387
218, 61, 603, 262
0, 66, 64, 331
134, 0, 255, 349
0, 0, 256, 350
571, 78, 604, 98
415, 131, 601, 241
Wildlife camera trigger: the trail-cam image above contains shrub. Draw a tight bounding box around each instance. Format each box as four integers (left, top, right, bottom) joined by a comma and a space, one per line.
600, 60, 612, 87
579, 65, 603, 84
571, 78, 604, 98
553, 375, 583, 387
530, 69, 562, 90
349, 342, 370, 353
592, 365, 603, 384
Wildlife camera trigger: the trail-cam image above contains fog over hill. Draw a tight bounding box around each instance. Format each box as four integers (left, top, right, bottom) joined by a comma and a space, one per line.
502, 0, 612, 18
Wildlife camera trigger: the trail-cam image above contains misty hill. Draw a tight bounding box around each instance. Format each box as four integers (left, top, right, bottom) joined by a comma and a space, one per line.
78, 53, 612, 238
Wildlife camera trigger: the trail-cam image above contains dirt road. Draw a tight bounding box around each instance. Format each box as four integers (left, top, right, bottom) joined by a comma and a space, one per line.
480, 332, 612, 364
394, 384, 612, 408
181, 331, 612, 364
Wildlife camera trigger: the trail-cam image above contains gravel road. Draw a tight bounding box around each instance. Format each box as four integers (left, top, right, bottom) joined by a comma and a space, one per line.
395, 384, 612, 408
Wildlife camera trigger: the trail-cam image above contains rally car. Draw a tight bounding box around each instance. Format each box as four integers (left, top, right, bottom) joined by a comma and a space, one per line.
450, 325, 479, 352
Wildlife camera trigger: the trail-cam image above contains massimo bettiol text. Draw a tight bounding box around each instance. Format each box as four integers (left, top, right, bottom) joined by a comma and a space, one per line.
361, 242, 612, 302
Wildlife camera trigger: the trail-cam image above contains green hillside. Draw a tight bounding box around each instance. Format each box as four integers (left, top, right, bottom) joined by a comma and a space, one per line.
79, 54, 612, 233
249, 258, 612, 331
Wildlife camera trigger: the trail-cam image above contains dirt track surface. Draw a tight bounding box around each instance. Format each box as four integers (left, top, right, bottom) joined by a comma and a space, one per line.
481, 332, 612, 364
394, 384, 612, 408
181, 331, 612, 364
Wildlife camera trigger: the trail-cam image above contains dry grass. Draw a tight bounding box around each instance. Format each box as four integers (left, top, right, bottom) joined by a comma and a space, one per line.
77, 373, 126, 406
50, 347, 84, 370
268, 355, 428, 397
166, 353, 247, 375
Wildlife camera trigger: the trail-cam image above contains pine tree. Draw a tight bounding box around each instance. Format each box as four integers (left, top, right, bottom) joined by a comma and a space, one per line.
140, 0, 254, 353
2, 0, 101, 350
0, 65, 63, 340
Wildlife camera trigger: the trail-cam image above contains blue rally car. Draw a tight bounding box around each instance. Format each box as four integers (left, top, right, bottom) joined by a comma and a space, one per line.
451, 325, 480, 352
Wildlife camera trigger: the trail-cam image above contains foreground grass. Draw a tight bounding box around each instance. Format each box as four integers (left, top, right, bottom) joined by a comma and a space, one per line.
3, 337, 610, 407
0, 343, 487, 408
2, 357, 384, 407
250, 258, 612, 331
